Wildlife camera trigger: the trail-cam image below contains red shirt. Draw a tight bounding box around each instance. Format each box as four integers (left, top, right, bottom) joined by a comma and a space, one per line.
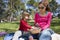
19, 20, 32, 31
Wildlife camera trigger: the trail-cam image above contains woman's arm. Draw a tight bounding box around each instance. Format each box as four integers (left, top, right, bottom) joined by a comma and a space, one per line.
43, 12, 52, 29
34, 13, 39, 26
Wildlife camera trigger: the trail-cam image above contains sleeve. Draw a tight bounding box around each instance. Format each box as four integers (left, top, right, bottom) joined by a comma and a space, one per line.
42, 12, 52, 30
21, 20, 32, 29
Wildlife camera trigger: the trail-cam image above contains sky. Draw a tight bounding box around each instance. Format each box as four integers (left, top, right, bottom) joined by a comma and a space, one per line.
56, 0, 60, 4
3, 0, 60, 5
21, 0, 60, 4
39, 0, 60, 4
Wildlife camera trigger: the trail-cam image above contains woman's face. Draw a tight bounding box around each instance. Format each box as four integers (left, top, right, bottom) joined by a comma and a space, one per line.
38, 4, 46, 13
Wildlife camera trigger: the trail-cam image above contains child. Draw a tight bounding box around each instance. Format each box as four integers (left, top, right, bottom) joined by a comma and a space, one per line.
12, 11, 34, 40
19, 11, 33, 32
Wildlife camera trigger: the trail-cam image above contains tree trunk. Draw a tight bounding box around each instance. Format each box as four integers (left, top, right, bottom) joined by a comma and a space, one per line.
9, 12, 13, 22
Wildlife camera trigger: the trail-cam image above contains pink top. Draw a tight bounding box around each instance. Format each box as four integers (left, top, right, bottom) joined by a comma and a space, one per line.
34, 12, 52, 30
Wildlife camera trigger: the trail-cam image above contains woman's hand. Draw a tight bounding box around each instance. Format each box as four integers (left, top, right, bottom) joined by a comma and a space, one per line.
35, 23, 40, 27
27, 29, 33, 32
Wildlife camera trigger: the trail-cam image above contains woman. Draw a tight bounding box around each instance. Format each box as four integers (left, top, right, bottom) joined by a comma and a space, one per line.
34, 2, 54, 40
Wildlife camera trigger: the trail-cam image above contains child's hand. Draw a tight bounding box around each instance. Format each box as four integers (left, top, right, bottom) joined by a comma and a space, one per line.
32, 27, 39, 29
27, 29, 30, 31
27, 29, 33, 32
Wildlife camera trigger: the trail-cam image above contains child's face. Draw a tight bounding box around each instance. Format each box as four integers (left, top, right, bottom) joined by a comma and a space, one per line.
25, 16, 29, 20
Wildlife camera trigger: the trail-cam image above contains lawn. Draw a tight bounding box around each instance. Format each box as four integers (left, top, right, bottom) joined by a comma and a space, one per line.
0, 22, 19, 40
0, 18, 60, 40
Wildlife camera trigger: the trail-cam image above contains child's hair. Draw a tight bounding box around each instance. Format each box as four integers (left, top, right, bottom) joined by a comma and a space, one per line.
21, 11, 30, 19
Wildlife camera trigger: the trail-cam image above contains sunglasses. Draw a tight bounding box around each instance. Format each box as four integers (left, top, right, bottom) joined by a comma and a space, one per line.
38, 6, 44, 9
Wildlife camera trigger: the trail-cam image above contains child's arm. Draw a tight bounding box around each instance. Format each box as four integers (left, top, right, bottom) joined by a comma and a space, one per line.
21, 20, 32, 29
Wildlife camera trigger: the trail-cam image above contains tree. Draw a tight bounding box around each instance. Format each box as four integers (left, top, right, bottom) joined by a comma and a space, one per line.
0, 0, 25, 22
7, 0, 25, 22
33, 2, 39, 7
49, 0, 58, 12
0, 0, 5, 22
27, 0, 35, 5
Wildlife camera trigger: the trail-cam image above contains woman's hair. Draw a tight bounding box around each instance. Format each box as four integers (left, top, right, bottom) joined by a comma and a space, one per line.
46, 5, 51, 11
21, 11, 30, 19
39, 2, 42, 5
39, 2, 51, 12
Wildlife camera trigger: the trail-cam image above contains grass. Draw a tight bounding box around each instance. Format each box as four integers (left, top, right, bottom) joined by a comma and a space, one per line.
0, 22, 19, 40
0, 37, 4, 40
0, 18, 60, 40
0, 23, 18, 33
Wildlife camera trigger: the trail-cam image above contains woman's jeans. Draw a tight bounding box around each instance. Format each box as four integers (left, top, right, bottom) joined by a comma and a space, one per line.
39, 28, 54, 40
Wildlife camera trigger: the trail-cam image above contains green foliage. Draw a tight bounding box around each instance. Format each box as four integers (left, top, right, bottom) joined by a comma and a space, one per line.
0, 22, 19, 31
49, 0, 58, 12
27, 0, 35, 5
33, 2, 38, 7
0, 0, 5, 22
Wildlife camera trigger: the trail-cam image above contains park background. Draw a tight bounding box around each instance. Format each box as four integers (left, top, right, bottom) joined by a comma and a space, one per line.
0, 0, 60, 40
